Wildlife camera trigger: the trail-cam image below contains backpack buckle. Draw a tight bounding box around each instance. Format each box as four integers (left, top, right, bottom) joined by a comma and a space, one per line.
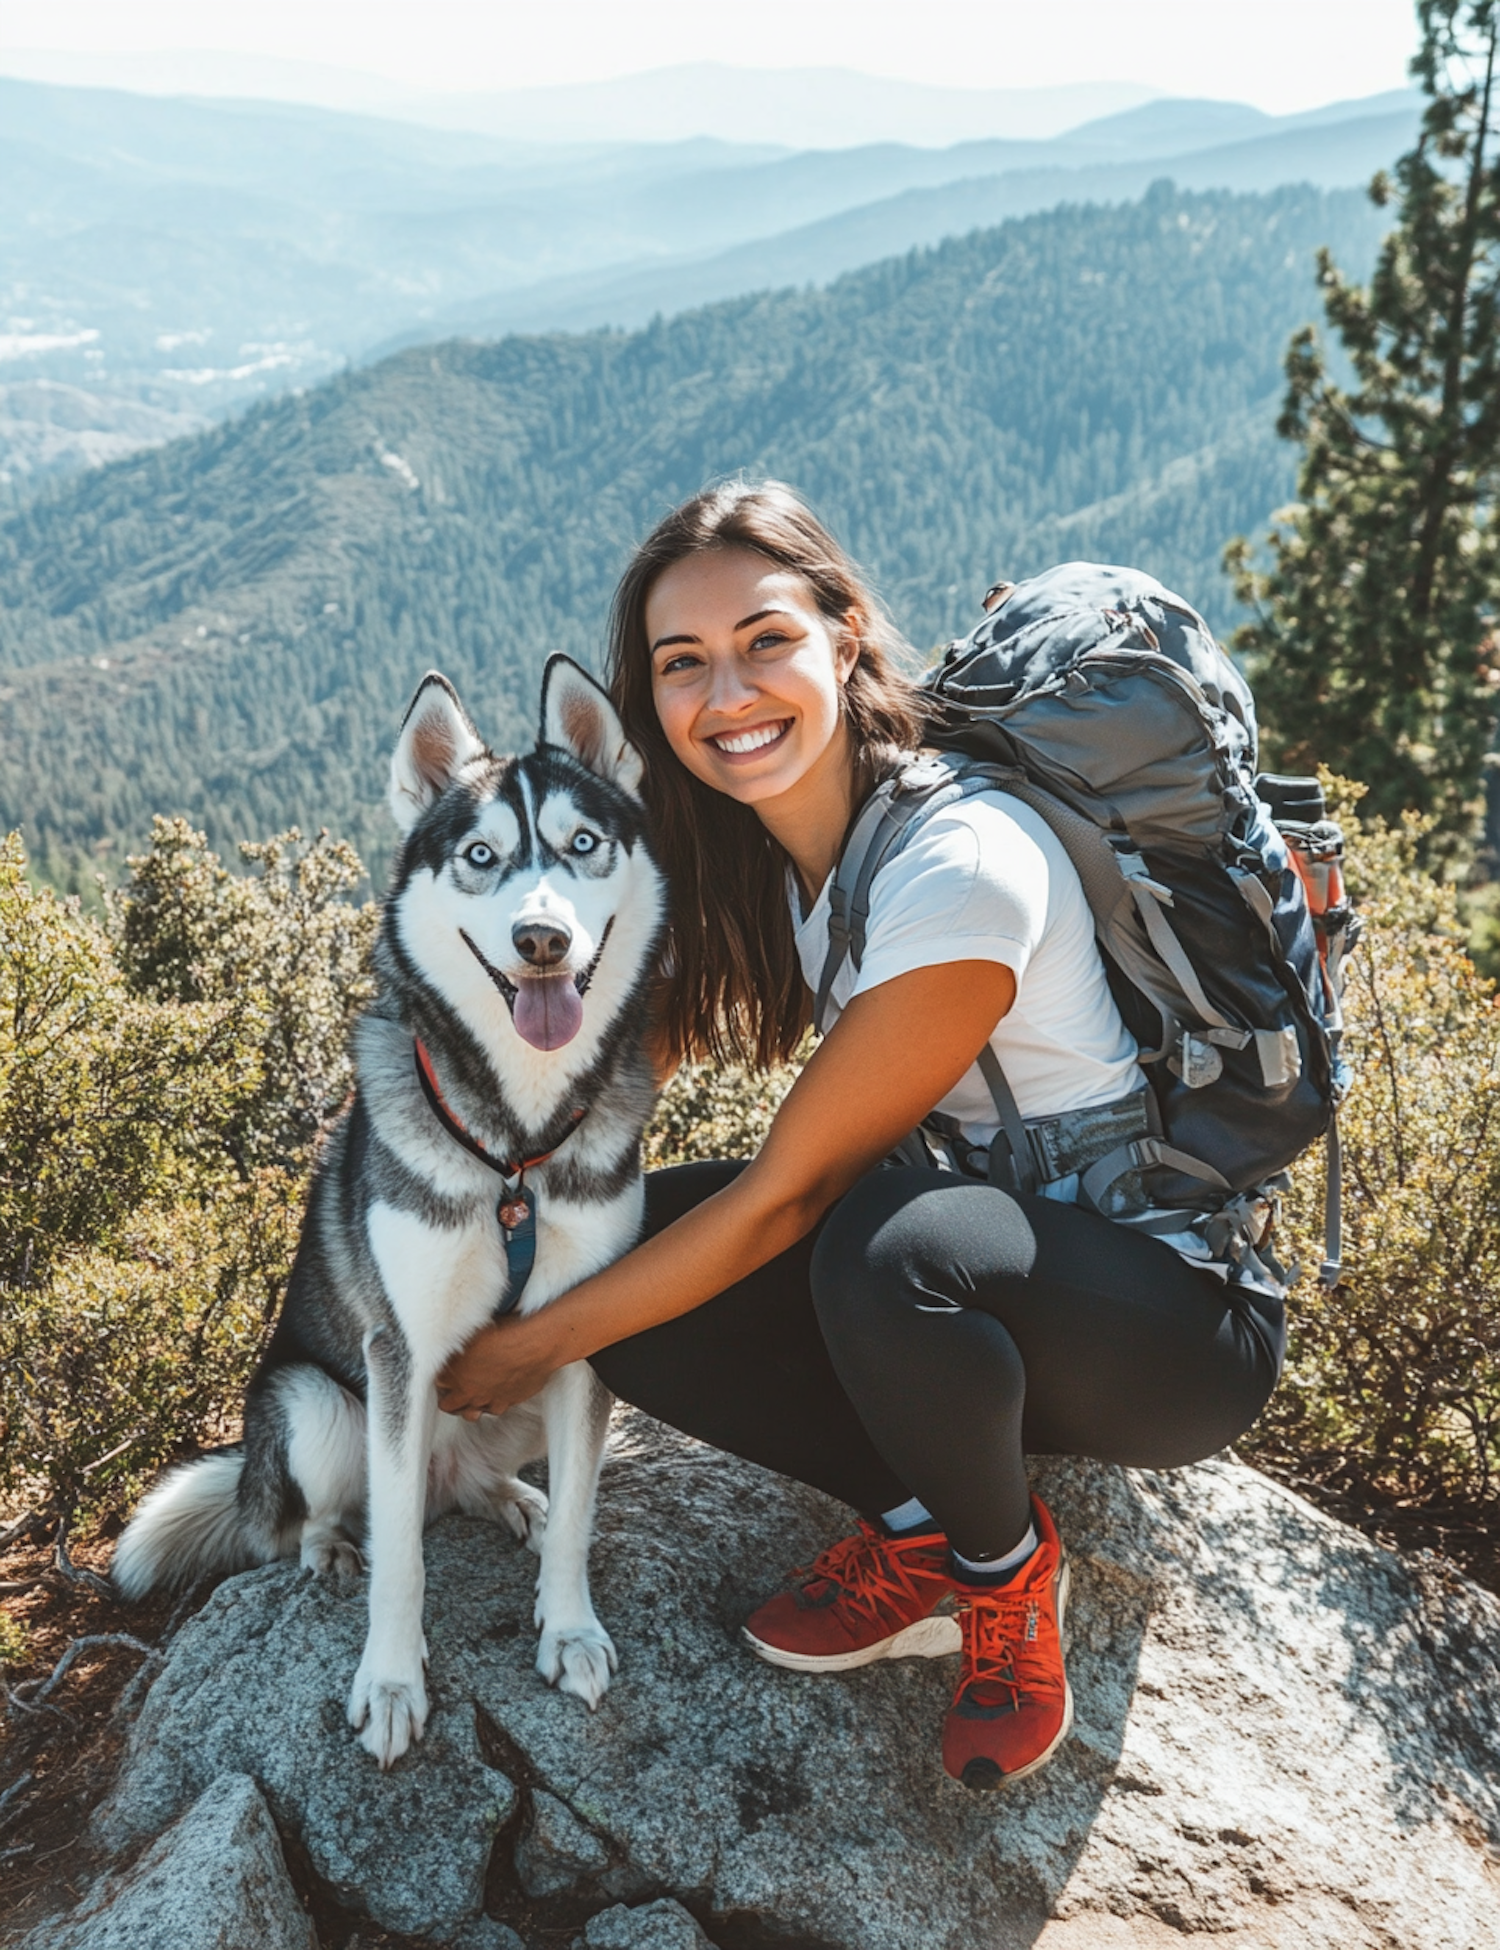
895, 755, 951, 796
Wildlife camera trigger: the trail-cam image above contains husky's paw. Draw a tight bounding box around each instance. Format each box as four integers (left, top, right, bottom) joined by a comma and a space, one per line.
497, 1479, 549, 1553
536, 1618, 618, 1710
302, 1535, 364, 1579
347, 1658, 428, 1768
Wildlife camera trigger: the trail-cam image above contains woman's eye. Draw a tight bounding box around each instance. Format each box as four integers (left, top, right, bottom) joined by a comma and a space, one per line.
659, 652, 701, 675
463, 842, 495, 868
749, 630, 789, 652
571, 831, 599, 856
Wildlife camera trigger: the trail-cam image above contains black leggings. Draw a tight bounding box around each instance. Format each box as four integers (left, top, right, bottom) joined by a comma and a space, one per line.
590, 1161, 1285, 1561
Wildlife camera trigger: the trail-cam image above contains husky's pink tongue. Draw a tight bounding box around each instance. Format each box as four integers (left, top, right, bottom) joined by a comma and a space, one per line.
513, 974, 583, 1051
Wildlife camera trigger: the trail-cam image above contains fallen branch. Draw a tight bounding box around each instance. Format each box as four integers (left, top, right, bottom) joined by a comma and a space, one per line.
11, 1634, 161, 1710
51, 1520, 114, 1602
0, 1509, 45, 1553
0, 1770, 35, 1830
81, 1431, 147, 1478
2, 1682, 70, 1724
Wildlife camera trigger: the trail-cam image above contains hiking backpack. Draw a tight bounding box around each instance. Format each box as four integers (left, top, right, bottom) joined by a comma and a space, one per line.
815, 562, 1357, 1289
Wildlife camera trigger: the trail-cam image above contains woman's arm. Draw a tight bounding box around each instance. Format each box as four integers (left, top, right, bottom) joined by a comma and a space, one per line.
435, 959, 1015, 1417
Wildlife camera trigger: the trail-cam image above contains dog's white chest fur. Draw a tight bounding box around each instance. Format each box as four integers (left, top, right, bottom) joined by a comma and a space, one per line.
364, 1179, 643, 1364
365, 1202, 505, 1364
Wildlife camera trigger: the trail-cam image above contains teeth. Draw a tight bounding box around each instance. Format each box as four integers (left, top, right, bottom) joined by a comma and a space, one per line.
712, 721, 787, 756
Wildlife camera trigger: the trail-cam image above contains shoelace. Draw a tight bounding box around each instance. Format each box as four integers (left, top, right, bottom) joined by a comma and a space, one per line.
955, 1582, 1065, 1709
788, 1521, 944, 1625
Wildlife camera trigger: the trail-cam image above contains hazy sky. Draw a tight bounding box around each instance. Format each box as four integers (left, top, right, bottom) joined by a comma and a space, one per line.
2, 0, 1422, 113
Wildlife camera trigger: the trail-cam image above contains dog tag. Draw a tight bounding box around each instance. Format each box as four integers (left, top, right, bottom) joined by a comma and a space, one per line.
496, 1187, 537, 1315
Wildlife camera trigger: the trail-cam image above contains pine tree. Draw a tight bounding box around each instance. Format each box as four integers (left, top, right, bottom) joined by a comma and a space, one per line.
1227, 1, 1500, 842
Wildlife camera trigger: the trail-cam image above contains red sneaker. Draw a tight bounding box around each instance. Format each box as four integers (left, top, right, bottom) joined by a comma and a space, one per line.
742, 1520, 962, 1672
942, 1496, 1073, 1791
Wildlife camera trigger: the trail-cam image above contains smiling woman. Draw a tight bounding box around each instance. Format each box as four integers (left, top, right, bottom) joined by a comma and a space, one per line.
435, 480, 1286, 1794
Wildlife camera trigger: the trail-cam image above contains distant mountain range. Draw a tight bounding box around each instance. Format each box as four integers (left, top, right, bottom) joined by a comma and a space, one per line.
375, 67, 1170, 150
0, 183, 1387, 889
380, 102, 1420, 350
0, 56, 1168, 146
1, 75, 1418, 486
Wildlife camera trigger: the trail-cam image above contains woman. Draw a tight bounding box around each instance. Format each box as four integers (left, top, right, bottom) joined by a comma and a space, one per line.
436, 481, 1285, 1791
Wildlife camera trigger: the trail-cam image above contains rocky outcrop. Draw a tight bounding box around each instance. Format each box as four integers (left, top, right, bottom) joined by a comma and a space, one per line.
20, 1774, 312, 1950
80, 1412, 1500, 1949
88, 1557, 514, 1940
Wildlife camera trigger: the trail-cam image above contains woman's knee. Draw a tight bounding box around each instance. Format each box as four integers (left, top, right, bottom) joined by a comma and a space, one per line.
809, 1168, 1006, 1340
809, 1169, 919, 1325
810, 1170, 1030, 1414
811, 1170, 1035, 1312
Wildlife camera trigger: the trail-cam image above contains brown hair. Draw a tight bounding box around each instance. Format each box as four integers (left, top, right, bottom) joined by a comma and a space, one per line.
607, 480, 926, 1069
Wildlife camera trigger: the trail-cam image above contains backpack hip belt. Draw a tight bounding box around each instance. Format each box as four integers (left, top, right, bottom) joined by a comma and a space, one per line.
927, 1084, 1154, 1206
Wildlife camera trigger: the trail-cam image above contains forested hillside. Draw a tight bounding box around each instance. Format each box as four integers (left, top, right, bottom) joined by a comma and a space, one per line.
0, 182, 1387, 885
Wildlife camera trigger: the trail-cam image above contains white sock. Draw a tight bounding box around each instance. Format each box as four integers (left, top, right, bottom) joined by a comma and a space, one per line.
953, 1522, 1039, 1583
879, 1495, 936, 1536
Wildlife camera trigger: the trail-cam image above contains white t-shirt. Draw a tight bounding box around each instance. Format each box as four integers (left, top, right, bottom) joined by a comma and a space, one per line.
791, 787, 1142, 1150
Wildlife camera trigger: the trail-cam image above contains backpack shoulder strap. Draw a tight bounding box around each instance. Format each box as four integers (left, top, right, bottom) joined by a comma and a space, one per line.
813, 756, 1005, 1033
813, 756, 1037, 1187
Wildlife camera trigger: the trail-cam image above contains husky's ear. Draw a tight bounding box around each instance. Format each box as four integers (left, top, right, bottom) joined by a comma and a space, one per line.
389, 672, 488, 833
540, 654, 644, 798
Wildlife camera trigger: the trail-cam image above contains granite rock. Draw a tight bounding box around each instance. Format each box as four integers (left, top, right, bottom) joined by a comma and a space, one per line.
514, 1788, 612, 1899
96, 1411, 1500, 1949
92, 1556, 515, 1938
445, 1920, 526, 1950
22, 1774, 312, 1950
575, 1897, 718, 1948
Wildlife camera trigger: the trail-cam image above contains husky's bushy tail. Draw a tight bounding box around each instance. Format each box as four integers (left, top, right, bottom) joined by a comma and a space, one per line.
112, 1451, 265, 1599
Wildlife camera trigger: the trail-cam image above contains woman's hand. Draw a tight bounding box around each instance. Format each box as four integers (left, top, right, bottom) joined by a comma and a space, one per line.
436, 1307, 574, 1419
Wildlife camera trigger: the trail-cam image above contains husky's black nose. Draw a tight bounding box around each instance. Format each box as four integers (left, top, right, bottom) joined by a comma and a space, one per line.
512, 919, 572, 968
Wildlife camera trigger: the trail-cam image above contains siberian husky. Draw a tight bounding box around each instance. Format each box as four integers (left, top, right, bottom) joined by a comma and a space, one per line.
114, 657, 664, 1766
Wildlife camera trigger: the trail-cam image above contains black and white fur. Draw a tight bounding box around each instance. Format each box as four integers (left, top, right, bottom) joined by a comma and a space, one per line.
113, 657, 664, 1767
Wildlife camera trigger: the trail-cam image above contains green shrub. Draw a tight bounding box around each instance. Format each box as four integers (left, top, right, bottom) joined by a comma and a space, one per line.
1248, 786, 1500, 1505
643, 1053, 802, 1169
111, 818, 377, 1169
0, 829, 334, 1524
2, 1174, 300, 1519
0, 834, 263, 1296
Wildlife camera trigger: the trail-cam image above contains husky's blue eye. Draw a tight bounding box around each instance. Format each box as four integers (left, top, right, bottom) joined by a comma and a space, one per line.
464, 842, 495, 868
571, 831, 598, 855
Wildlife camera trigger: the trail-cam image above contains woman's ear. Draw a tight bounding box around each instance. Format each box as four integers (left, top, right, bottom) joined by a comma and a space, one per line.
541, 654, 645, 798
389, 672, 488, 833
837, 609, 864, 683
